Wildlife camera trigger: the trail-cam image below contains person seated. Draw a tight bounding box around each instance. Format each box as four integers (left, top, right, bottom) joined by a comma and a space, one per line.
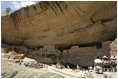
88, 66, 93, 72
110, 56, 117, 72
110, 56, 117, 67
102, 56, 111, 67
94, 56, 102, 66
102, 55, 112, 72
76, 65, 80, 72
94, 56, 103, 74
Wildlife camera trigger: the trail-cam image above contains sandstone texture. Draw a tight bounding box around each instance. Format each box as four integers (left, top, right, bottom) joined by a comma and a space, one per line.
1, 41, 112, 66
1, 1, 117, 66
110, 38, 117, 57
61, 41, 111, 66
1, 1, 117, 49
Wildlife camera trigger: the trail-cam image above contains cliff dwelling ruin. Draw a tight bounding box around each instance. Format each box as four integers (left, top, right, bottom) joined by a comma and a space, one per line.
1, 1, 117, 67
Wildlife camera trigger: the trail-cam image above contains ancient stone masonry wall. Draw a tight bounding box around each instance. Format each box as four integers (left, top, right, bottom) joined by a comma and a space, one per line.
1, 44, 61, 64
1, 1, 117, 49
1, 1, 117, 67
61, 41, 111, 66
110, 38, 117, 57
1, 41, 112, 66
26, 45, 61, 64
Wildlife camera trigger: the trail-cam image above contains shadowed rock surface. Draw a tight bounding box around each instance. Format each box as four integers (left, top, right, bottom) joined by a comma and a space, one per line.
1, 1, 117, 66
110, 38, 117, 57
1, 41, 112, 66
1, 1, 117, 49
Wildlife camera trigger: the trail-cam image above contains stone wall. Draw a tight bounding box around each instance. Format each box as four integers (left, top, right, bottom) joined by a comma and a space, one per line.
110, 38, 117, 57
1, 1, 117, 66
1, 41, 112, 66
61, 41, 111, 66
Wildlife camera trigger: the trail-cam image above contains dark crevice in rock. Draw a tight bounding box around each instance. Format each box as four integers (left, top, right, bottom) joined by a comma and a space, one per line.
1, 37, 5, 43
100, 16, 116, 27
59, 1, 68, 9
90, 17, 95, 24
32, 5, 37, 11
56, 45, 72, 51
101, 22, 107, 27
73, 8, 81, 17
96, 43, 102, 48
73, 42, 102, 48
49, 2, 58, 15
24, 6, 33, 25
68, 16, 116, 35
58, 51, 63, 63
68, 23, 94, 34
39, 1, 49, 10
10, 10, 20, 29
55, 2, 63, 14
90, 12, 97, 24
46, 54, 57, 62
101, 16, 116, 23
38, 1, 67, 15
51, 2, 59, 15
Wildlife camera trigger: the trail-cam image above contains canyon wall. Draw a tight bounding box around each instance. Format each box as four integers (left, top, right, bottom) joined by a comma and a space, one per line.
1, 1, 117, 49
1, 1, 117, 66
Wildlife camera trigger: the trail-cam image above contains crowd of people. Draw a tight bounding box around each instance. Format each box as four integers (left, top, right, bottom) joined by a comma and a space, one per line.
94, 55, 117, 74
6, 50, 117, 75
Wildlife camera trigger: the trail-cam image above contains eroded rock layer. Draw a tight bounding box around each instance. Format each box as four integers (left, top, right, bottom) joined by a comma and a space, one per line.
1, 41, 112, 66
1, 1, 117, 66
110, 38, 117, 57
1, 1, 117, 49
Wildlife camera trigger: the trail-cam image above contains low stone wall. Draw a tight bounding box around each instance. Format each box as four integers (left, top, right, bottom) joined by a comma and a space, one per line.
110, 38, 117, 57
61, 41, 111, 66
1, 40, 113, 66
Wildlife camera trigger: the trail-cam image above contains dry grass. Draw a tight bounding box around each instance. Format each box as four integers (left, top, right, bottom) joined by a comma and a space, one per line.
1, 59, 63, 78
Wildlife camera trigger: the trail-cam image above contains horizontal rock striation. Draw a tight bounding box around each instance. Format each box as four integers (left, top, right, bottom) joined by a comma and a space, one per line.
1, 1, 117, 49
1, 1, 117, 66
1, 41, 112, 66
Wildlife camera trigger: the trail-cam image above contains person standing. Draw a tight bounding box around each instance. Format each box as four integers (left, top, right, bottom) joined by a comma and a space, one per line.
81, 71, 86, 78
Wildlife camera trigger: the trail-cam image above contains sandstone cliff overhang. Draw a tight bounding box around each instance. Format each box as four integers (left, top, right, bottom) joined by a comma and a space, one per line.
1, 1, 117, 50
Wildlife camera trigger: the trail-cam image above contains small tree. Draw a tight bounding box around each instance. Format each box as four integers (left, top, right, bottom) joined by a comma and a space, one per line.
6, 7, 11, 15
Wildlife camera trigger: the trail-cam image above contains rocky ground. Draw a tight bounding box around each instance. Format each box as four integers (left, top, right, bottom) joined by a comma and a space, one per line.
1, 59, 63, 78
1, 56, 117, 78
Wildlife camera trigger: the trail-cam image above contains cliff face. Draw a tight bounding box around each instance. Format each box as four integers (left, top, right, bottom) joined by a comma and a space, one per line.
1, 1, 117, 66
1, 41, 111, 66
110, 38, 117, 57
1, 1, 117, 49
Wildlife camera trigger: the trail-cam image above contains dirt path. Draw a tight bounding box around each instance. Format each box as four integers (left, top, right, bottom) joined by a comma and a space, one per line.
2, 57, 82, 78
90, 71, 105, 78
2, 56, 117, 78
48, 66, 82, 78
